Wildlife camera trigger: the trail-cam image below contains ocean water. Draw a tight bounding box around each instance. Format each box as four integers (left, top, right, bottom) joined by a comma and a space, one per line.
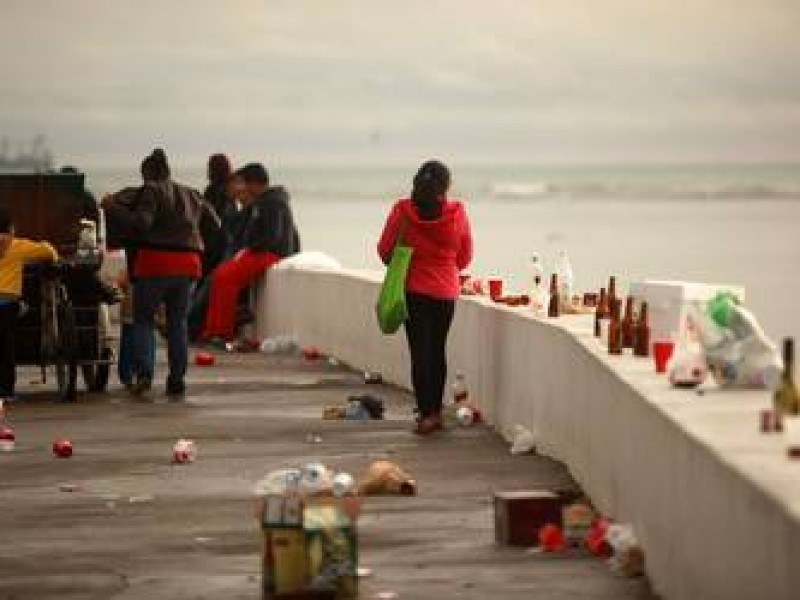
84, 163, 800, 343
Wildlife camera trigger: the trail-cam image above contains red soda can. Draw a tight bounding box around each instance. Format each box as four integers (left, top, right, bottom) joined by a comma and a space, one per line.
760, 409, 782, 433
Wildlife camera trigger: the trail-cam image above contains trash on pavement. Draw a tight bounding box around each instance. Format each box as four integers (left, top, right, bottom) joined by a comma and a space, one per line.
364, 371, 383, 384
194, 352, 216, 367
59, 483, 81, 492
172, 438, 198, 464
509, 424, 537, 455
302, 345, 323, 361
358, 460, 417, 496
494, 490, 563, 547
52, 438, 73, 458
255, 463, 361, 598
562, 502, 597, 545
538, 523, 567, 552
606, 523, 646, 577
0, 425, 15, 452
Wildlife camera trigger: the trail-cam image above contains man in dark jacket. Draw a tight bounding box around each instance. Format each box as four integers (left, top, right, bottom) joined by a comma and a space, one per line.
202, 162, 300, 342
103, 149, 220, 396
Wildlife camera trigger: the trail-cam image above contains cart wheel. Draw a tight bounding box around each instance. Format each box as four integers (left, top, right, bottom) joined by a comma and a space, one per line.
56, 300, 79, 402
82, 347, 112, 393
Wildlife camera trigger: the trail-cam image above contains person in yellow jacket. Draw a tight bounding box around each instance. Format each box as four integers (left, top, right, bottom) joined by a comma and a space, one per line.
0, 206, 58, 402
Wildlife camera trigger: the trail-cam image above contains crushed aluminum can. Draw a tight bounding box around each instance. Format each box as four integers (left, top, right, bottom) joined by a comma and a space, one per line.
172, 438, 198, 464
52, 439, 73, 458
0, 425, 15, 452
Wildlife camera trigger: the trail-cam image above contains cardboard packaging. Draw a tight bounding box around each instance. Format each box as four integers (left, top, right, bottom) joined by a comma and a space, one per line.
262, 496, 358, 599
629, 280, 745, 345
494, 490, 563, 546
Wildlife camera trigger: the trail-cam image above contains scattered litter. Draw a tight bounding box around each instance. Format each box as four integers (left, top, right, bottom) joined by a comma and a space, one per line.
586, 517, 614, 558
302, 345, 323, 361
332, 472, 357, 498
105, 501, 116, 510
0, 425, 15, 452
128, 494, 154, 504
606, 523, 645, 577
323, 406, 347, 420
562, 502, 596, 545
374, 592, 399, 600
194, 352, 215, 367
358, 460, 417, 496
52, 439, 73, 458
59, 483, 80, 492
260, 335, 300, 355
456, 405, 477, 427
299, 462, 334, 495
356, 566, 373, 578
510, 424, 537, 455
254, 468, 302, 497
324, 395, 386, 421
194, 536, 215, 544
172, 438, 198, 464
306, 432, 323, 444
226, 338, 261, 353
364, 371, 383, 384
538, 523, 567, 552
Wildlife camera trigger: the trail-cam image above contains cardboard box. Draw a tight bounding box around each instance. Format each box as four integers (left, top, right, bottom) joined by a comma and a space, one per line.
629, 280, 745, 345
494, 490, 563, 546
262, 496, 358, 600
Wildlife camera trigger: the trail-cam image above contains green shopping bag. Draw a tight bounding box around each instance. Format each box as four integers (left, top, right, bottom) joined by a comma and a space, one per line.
376, 223, 413, 334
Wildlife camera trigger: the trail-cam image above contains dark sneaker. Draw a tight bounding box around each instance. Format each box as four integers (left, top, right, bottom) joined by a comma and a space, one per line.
166, 379, 186, 398
129, 374, 152, 397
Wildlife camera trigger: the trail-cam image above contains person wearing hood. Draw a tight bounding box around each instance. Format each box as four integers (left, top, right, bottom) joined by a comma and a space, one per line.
377, 160, 473, 435
202, 162, 300, 342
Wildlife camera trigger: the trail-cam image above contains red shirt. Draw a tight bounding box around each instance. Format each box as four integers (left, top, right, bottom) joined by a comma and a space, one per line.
378, 198, 473, 300
133, 248, 202, 279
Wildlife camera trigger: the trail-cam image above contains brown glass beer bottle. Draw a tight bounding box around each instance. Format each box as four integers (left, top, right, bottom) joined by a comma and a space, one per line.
634, 301, 651, 357
594, 287, 608, 338
608, 298, 623, 355
548, 274, 560, 318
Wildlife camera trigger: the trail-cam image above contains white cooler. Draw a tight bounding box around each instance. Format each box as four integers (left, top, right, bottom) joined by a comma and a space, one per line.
628, 280, 745, 344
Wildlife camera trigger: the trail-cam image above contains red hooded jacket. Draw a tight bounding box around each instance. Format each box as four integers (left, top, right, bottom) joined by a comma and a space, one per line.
378, 198, 473, 300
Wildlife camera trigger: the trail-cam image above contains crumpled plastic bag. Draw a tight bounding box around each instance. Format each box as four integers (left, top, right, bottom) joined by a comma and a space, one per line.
358, 460, 417, 496
253, 468, 302, 497
606, 523, 645, 577
688, 295, 781, 390
510, 424, 537, 455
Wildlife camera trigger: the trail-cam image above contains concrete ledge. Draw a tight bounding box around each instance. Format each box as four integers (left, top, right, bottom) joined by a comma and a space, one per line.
256, 267, 800, 600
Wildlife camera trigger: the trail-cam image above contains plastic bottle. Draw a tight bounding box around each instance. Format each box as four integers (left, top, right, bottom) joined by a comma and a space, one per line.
530, 253, 545, 309
451, 372, 468, 403
554, 250, 574, 308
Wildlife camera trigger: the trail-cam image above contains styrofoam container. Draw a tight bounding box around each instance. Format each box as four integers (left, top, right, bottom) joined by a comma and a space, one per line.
628, 280, 745, 345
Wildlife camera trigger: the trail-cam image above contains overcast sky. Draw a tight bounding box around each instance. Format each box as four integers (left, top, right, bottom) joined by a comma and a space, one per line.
1, 0, 799, 166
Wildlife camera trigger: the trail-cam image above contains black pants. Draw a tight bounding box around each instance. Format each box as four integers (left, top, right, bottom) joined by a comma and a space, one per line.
404, 292, 456, 418
0, 302, 19, 398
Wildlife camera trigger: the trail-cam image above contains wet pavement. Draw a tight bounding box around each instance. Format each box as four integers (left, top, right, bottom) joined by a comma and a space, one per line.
0, 348, 657, 599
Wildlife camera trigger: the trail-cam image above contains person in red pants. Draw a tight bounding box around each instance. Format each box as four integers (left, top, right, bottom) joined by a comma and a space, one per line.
202, 163, 300, 342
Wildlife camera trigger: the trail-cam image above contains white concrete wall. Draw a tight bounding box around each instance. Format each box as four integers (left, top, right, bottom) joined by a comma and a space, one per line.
256, 267, 800, 600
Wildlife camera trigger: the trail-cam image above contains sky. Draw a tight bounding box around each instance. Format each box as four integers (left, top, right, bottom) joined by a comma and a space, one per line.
1, 0, 799, 166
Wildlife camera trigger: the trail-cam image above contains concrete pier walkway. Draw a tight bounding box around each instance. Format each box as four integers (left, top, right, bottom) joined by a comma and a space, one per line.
0, 349, 656, 599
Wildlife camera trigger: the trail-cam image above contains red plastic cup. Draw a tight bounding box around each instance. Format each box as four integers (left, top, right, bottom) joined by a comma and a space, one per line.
653, 341, 675, 374
195, 352, 215, 367
488, 278, 504, 300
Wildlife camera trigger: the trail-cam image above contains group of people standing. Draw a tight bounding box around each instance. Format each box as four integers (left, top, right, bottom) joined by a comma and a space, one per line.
102, 149, 300, 397
104, 154, 473, 437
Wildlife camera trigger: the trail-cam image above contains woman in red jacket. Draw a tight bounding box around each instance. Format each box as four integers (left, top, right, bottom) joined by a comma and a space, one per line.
378, 160, 473, 435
